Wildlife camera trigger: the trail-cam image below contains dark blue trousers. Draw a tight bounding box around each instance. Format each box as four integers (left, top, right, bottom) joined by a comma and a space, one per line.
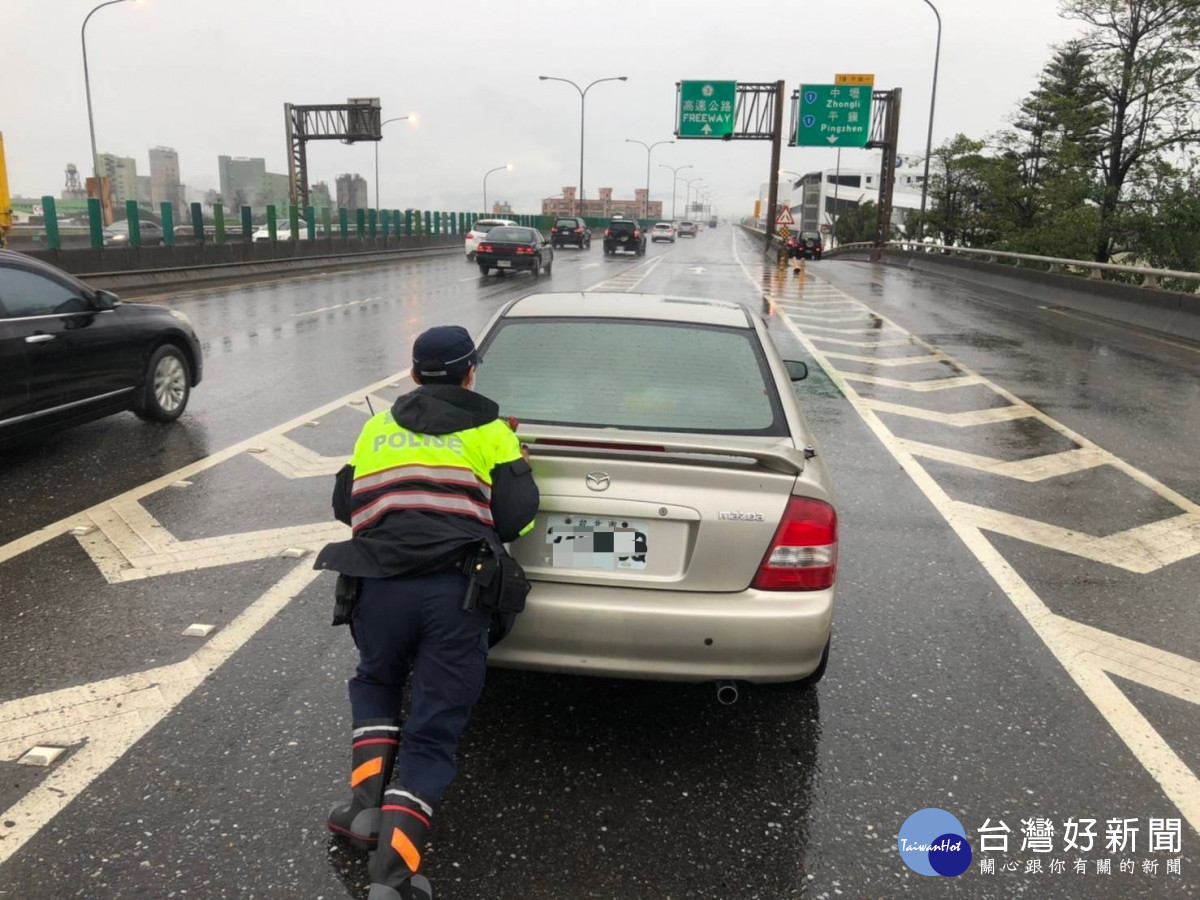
349, 571, 491, 805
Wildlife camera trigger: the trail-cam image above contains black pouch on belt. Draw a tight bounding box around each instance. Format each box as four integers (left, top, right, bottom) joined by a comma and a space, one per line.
481, 552, 532, 614
332, 573, 361, 627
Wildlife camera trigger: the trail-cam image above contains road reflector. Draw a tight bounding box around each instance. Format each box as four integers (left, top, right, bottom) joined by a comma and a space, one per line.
247, 446, 267, 454
305, 421, 320, 428
19, 746, 67, 767
281, 547, 309, 559
182, 623, 216, 637
171, 481, 193, 488
69, 525, 96, 536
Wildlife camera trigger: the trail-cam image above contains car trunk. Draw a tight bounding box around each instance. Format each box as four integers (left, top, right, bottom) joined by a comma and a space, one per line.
482, 241, 533, 263
608, 227, 638, 246
510, 430, 803, 593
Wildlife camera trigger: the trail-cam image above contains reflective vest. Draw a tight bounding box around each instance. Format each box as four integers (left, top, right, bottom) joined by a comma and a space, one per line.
347, 410, 524, 536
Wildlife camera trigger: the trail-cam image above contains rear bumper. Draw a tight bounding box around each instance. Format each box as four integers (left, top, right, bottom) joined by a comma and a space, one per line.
488, 581, 834, 683
477, 256, 536, 270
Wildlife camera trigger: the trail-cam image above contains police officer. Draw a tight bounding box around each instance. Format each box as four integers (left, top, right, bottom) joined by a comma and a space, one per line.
315, 325, 539, 900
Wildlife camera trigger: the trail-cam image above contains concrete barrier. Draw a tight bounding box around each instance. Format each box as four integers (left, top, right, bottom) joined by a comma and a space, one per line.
861, 249, 1200, 344
22, 235, 463, 295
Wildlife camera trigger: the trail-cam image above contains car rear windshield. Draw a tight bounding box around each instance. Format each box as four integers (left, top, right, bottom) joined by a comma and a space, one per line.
609, 221, 637, 232
485, 227, 534, 242
476, 318, 786, 435
680, 221, 695, 226
555, 219, 579, 228
473, 221, 506, 233
654, 223, 672, 229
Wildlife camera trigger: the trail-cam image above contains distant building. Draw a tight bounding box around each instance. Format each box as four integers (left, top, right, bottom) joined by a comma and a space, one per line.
218, 155, 266, 208
98, 153, 138, 206
310, 181, 333, 211
541, 186, 661, 220
149, 146, 183, 213
491, 200, 513, 215
136, 175, 153, 207
259, 172, 290, 210
336, 173, 369, 211
786, 152, 932, 239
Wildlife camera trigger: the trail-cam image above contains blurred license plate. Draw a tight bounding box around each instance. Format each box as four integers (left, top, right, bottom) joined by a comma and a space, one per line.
545, 515, 648, 570
618, 236, 628, 242
497, 260, 512, 268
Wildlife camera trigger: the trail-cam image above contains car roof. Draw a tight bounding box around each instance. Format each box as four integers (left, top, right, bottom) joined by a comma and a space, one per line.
477, 218, 516, 225
503, 292, 751, 328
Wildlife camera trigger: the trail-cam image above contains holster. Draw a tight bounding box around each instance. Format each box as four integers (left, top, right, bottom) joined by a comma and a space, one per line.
332, 573, 362, 627
459, 542, 531, 615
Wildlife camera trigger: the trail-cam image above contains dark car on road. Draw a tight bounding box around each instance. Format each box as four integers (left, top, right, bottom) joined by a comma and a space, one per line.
0, 249, 203, 448
476, 226, 554, 278
549, 217, 591, 250
603, 218, 646, 256
797, 231, 823, 260
102, 219, 164, 247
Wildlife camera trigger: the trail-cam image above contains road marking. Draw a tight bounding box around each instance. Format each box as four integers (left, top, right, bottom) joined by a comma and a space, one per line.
806, 335, 915, 348
0, 560, 324, 866
841, 373, 985, 391
864, 398, 1035, 426
1039, 306, 1200, 356
732, 231, 1200, 832
587, 253, 666, 292
822, 351, 948, 367
895, 440, 1108, 481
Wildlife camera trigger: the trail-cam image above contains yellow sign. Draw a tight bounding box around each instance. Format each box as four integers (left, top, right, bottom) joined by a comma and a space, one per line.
753, 199, 762, 219
778, 226, 791, 239
835, 73, 875, 86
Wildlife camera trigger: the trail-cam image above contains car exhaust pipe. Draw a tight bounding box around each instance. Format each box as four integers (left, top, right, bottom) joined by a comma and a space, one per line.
715, 680, 739, 706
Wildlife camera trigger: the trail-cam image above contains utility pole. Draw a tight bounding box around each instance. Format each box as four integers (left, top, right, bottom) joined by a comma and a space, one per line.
764, 79, 785, 249
658, 163, 692, 221
626, 139, 673, 219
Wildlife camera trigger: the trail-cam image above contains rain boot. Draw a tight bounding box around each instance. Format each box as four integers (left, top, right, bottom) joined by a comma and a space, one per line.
367, 788, 434, 900
327, 719, 400, 850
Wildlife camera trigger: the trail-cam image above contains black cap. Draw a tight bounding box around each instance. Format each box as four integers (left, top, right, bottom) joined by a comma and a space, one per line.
412, 325, 478, 383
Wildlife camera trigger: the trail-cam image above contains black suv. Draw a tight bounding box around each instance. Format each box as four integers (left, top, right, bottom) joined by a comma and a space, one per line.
0, 249, 203, 447
603, 219, 646, 256
549, 217, 591, 250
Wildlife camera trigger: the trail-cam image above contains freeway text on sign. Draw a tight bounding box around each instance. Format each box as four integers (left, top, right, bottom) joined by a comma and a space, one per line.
678, 81, 737, 138
796, 83, 873, 147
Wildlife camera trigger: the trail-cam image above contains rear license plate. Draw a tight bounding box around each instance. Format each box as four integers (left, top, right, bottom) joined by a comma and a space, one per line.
497, 260, 512, 268
546, 515, 648, 570
618, 236, 628, 242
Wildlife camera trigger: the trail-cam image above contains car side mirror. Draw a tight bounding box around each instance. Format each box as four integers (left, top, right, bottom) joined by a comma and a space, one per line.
94, 289, 119, 310
784, 360, 809, 382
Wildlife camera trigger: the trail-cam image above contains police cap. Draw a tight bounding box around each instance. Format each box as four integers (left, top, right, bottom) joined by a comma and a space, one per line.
412, 325, 478, 383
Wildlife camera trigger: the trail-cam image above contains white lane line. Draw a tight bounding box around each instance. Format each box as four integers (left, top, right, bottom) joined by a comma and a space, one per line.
863, 398, 1035, 426
896, 440, 1108, 482
0, 560, 324, 866
0, 372, 410, 568
806, 336, 915, 348
841, 373, 985, 391
821, 351, 949, 367
732, 229, 1200, 833
1039, 306, 1200, 356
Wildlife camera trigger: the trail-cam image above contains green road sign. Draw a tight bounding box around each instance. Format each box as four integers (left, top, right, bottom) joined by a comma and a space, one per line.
678, 81, 737, 138
796, 84, 872, 147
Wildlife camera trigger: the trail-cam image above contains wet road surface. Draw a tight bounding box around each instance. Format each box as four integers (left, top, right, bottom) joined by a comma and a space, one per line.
0, 230, 1197, 897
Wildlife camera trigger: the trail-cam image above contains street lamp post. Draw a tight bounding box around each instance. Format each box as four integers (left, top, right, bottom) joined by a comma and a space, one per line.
918, 0, 942, 238
683, 177, 704, 220
82, 0, 134, 219
483, 164, 511, 215
657, 163, 692, 222
625, 139, 673, 219
375, 115, 412, 211
538, 75, 628, 217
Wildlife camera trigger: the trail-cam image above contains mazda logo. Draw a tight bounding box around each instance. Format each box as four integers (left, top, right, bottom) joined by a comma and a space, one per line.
586, 472, 610, 492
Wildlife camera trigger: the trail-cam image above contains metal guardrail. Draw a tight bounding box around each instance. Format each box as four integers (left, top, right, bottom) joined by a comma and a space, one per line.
825, 241, 1200, 292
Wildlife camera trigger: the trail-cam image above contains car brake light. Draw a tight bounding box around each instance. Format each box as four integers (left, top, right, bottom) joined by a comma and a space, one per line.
633, 229, 641, 237
573, 228, 582, 233
752, 496, 837, 591
516, 247, 534, 254
478, 243, 493, 253
604, 229, 610, 237
551, 227, 558, 233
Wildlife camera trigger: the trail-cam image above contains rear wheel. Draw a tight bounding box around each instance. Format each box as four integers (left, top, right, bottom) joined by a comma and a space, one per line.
478, 262, 489, 276
531, 255, 541, 278
135, 344, 191, 423
545, 258, 553, 276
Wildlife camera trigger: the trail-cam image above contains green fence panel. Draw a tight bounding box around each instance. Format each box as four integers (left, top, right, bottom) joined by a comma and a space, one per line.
356, 208, 366, 236
40, 196, 60, 250
434, 211, 441, 235
404, 209, 413, 236
159, 203, 174, 247
126, 201, 142, 248
87, 198, 103, 249
368, 208, 378, 237
289, 205, 300, 240
423, 211, 431, 234
191, 203, 204, 244
322, 206, 332, 237
214, 204, 225, 243
266, 205, 277, 241
306, 206, 316, 240
381, 209, 390, 237
241, 206, 252, 242
393, 210, 400, 237
339, 207, 349, 238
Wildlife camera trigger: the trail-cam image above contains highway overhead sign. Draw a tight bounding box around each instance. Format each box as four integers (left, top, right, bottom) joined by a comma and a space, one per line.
796, 84, 872, 147
835, 73, 875, 86
776, 206, 795, 226
678, 81, 737, 138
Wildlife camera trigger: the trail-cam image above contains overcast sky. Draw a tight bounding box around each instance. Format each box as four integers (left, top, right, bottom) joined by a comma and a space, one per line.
5, 0, 1083, 216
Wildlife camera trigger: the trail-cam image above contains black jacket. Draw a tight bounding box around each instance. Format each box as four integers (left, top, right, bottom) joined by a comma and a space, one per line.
313, 384, 540, 579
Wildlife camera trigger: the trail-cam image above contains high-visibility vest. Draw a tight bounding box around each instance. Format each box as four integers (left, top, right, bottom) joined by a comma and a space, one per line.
347, 410, 523, 535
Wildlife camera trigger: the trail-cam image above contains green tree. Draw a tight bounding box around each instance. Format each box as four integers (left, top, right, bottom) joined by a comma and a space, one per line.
926, 135, 996, 247
1060, 0, 1200, 261
833, 200, 878, 244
